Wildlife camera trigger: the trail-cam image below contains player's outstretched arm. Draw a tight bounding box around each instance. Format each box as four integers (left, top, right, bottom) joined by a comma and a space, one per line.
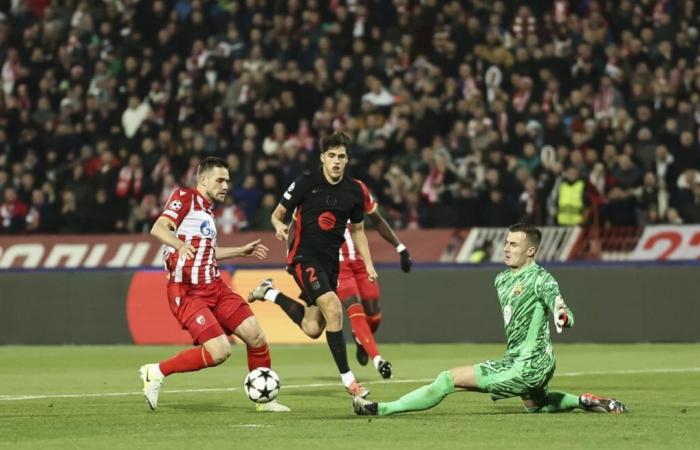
150, 216, 195, 260
368, 209, 412, 272
215, 239, 269, 261
539, 272, 575, 333
271, 204, 289, 241
350, 221, 377, 282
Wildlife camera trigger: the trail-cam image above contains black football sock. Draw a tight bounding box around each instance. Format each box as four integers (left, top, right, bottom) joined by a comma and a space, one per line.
325, 330, 350, 374
273, 293, 304, 326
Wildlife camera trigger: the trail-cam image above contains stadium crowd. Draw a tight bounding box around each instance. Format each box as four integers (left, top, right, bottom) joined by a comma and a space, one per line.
1, 0, 700, 235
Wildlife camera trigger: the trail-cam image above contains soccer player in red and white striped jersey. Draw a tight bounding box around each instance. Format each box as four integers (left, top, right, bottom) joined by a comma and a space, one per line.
138, 156, 289, 412
337, 178, 412, 379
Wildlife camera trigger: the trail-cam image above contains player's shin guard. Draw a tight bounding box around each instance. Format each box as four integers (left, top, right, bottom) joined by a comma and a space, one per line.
159, 346, 217, 376
273, 293, 305, 326
366, 311, 382, 333
325, 330, 351, 374
346, 303, 380, 359
378, 370, 456, 416
524, 392, 580, 413
247, 343, 271, 371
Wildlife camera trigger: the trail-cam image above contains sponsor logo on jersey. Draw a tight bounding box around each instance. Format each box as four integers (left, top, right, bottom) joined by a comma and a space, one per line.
200, 220, 212, 236
318, 211, 336, 231
196, 315, 206, 325
169, 200, 182, 211
503, 305, 512, 326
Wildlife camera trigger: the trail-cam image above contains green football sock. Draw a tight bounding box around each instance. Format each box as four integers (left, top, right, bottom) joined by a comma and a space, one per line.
378, 371, 456, 416
526, 392, 580, 413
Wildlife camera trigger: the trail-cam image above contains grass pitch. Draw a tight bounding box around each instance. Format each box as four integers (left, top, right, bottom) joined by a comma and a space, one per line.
1, 344, 698, 449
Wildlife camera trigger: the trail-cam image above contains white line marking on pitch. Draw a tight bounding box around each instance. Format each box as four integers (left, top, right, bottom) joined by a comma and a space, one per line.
1, 367, 698, 402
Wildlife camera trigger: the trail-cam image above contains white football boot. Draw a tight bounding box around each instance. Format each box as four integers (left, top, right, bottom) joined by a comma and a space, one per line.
256, 400, 291, 412
139, 363, 164, 410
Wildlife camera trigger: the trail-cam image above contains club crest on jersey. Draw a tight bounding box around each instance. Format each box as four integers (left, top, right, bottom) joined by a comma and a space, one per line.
503, 305, 512, 325
196, 315, 206, 325
168, 200, 182, 211
513, 283, 524, 296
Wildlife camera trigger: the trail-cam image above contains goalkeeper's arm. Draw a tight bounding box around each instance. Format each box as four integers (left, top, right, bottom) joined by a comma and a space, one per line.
553, 295, 575, 334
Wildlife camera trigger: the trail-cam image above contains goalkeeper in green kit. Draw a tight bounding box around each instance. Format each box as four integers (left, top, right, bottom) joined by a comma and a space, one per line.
354, 223, 628, 416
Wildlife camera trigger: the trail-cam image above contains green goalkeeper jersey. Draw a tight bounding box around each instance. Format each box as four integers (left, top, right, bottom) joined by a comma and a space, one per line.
494, 262, 574, 363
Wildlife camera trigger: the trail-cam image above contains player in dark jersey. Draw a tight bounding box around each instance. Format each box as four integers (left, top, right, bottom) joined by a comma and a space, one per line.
248, 132, 374, 397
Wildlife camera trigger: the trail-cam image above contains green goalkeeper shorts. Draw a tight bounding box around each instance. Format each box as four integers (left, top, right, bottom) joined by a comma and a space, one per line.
474, 357, 555, 402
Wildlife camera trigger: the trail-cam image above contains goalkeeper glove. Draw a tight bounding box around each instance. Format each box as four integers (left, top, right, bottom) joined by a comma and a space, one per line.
397, 244, 412, 273
554, 295, 568, 334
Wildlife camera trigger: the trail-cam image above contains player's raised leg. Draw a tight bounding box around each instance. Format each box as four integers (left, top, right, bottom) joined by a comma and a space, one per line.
249, 271, 369, 397
248, 278, 325, 338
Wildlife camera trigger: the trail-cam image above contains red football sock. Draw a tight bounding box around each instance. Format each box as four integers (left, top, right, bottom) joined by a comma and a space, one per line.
366, 312, 383, 333
159, 346, 217, 376
247, 343, 271, 371
347, 303, 379, 359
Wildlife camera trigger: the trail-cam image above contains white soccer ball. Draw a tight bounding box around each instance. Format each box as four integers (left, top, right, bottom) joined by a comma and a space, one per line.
243, 367, 280, 404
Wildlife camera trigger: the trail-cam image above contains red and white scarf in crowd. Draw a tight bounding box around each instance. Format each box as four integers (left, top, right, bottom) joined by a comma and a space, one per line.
593, 87, 613, 117
512, 89, 531, 113
421, 168, 445, 205
116, 165, 143, 198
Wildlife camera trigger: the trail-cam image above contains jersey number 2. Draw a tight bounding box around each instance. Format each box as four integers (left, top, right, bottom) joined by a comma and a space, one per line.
305, 267, 318, 283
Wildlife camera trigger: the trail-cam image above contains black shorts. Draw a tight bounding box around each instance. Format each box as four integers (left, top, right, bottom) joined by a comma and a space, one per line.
287, 260, 339, 306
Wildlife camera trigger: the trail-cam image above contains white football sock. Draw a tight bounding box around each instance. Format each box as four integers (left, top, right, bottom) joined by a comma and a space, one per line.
372, 355, 383, 369
340, 371, 356, 388
265, 289, 280, 302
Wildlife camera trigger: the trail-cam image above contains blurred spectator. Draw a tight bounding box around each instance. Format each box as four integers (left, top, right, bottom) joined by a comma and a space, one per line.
556, 167, 588, 226
57, 189, 83, 234
603, 187, 638, 227
86, 188, 119, 233
0, 0, 699, 234
1, 187, 28, 233
128, 194, 160, 233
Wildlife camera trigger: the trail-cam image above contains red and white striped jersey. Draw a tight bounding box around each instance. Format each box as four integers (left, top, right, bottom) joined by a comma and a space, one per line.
159, 188, 220, 284
339, 179, 377, 261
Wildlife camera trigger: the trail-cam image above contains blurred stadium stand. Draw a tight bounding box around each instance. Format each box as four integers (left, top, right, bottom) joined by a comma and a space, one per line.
1, 0, 700, 238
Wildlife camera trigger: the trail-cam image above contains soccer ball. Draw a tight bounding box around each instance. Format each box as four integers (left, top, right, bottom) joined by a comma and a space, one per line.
243, 367, 280, 404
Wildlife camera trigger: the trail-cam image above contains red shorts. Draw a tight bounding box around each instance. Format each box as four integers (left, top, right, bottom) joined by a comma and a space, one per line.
337, 258, 380, 302
167, 278, 253, 345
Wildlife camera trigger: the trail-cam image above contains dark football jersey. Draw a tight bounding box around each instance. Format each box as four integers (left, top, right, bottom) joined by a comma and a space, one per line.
280, 170, 365, 267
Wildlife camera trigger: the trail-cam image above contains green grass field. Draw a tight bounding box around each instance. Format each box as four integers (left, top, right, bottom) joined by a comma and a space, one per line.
1, 344, 698, 449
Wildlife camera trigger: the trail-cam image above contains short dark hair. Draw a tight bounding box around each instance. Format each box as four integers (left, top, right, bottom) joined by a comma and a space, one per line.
198, 156, 227, 175
321, 132, 351, 154
508, 222, 542, 249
